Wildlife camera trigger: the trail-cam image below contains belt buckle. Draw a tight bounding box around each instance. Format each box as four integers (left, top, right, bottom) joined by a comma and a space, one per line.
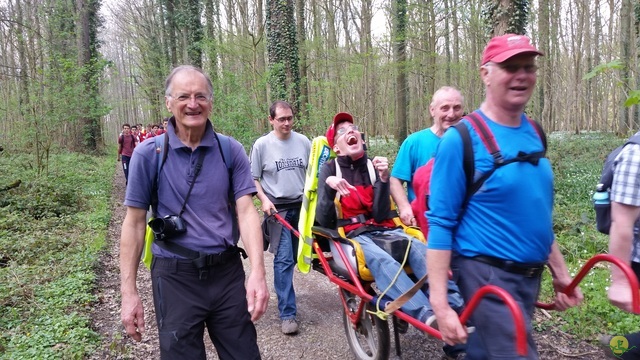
523, 267, 536, 277
205, 253, 219, 266
524, 266, 542, 277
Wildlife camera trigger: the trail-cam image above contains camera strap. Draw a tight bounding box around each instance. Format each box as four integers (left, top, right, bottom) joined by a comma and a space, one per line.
154, 147, 208, 262
178, 149, 206, 217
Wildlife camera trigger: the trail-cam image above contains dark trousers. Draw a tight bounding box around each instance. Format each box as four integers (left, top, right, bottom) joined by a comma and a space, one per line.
151, 256, 260, 360
452, 256, 541, 360
121, 155, 131, 183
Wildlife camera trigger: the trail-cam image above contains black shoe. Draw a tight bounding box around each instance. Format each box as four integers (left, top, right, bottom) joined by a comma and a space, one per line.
599, 335, 620, 359
443, 343, 466, 359
395, 319, 409, 334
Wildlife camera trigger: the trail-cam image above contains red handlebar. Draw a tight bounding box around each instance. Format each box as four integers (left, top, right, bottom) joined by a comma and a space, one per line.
535, 254, 640, 314
459, 285, 528, 356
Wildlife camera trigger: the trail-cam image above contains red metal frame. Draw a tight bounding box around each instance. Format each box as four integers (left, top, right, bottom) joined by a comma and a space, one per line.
535, 253, 640, 314
310, 234, 529, 356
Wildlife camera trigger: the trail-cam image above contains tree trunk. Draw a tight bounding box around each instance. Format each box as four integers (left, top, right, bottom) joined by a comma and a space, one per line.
537, 0, 551, 128
204, 0, 219, 79
489, 0, 529, 36
165, 0, 177, 66
327, 0, 338, 111
296, 0, 309, 122
393, 0, 408, 145
444, 0, 452, 85
77, 0, 97, 151
14, 0, 29, 114
266, 0, 301, 110
186, 0, 203, 67
620, 0, 632, 132
452, 0, 460, 87
361, 0, 377, 135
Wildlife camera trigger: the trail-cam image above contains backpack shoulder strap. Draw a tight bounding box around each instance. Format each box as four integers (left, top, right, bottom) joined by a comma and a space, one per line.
216, 133, 233, 171
465, 111, 501, 161
334, 159, 343, 202
452, 120, 475, 193
154, 133, 169, 173
151, 134, 169, 217
525, 117, 547, 152
626, 133, 640, 147
215, 132, 239, 243
366, 159, 376, 185
451, 117, 477, 218
450, 111, 502, 223
600, 132, 640, 186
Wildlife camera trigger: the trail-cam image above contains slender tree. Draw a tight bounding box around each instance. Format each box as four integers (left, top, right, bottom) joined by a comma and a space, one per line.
296, 0, 308, 121
183, 0, 204, 67
164, 0, 177, 66
486, 0, 530, 36
76, 0, 103, 151
203, 0, 219, 79
444, 0, 452, 84
266, 0, 301, 109
393, 0, 408, 145
537, 0, 552, 129
620, 0, 632, 131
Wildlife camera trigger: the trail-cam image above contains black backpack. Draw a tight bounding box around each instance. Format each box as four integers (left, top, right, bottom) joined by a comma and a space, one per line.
594, 132, 640, 234
119, 134, 136, 147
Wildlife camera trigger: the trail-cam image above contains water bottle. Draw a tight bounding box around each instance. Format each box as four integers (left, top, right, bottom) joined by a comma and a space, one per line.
592, 183, 610, 205
593, 183, 611, 233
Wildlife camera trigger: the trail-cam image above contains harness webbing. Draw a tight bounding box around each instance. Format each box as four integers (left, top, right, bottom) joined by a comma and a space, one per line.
452, 111, 547, 223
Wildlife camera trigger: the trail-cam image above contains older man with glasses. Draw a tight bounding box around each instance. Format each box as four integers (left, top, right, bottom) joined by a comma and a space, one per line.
120, 65, 268, 359
426, 34, 583, 359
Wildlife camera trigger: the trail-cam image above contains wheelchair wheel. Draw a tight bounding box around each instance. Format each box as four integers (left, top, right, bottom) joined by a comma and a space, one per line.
342, 290, 390, 360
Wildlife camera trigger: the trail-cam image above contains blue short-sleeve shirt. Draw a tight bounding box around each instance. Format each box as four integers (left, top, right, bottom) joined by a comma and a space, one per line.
391, 128, 440, 201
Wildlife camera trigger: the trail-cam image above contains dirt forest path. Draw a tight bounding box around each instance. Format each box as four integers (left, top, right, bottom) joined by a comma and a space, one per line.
88, 162, 607, 359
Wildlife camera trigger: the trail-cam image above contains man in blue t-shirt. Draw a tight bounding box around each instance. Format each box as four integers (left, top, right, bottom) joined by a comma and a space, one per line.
390, 86, 464, 226
426, 35, 583, 359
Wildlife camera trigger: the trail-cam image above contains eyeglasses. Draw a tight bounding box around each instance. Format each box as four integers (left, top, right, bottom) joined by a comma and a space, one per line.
493, 63, 538, 74
274, 116, 294, 123
336, 125, 358, 137
169, 93, 212, 104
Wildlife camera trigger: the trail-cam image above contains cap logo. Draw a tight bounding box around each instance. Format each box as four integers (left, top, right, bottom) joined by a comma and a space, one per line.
507, 36, 529, 47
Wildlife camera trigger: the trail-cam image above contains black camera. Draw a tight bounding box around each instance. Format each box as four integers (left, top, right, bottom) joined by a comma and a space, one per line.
149, 215, 186, 239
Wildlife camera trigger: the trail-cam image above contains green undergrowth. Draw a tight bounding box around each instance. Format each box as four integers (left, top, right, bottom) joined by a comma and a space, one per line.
0, 151, 114, 359
371, 132, 638, 341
